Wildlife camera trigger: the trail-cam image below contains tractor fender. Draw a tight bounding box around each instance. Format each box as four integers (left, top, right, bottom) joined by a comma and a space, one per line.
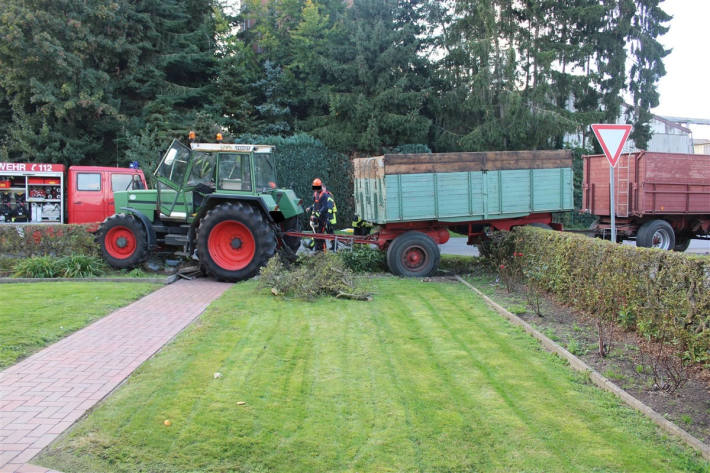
200, 195, 273, 222
119, 207, 157, 249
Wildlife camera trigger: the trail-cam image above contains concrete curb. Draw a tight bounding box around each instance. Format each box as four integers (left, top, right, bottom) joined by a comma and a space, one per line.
0, 274, 178, 284
455, 275, 710, 462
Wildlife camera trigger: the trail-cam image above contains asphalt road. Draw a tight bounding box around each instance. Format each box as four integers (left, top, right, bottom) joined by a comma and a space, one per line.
439, 237, 710, 256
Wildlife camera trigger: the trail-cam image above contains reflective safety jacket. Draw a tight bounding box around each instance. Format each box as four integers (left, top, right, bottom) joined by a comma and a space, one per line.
326, 193, 337, 225
313, 190, 337, 226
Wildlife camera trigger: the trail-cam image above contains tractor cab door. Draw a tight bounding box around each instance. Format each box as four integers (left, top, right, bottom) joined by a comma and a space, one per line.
155, 139, 191, 220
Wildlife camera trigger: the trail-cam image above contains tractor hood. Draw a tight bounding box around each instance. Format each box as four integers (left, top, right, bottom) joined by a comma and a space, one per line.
113, 189, 158, 222
270, 188, 303, 220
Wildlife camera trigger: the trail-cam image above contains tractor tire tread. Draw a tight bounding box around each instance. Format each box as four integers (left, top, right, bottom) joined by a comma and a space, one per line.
98, 213, 149, 269
197, 202, 276, 282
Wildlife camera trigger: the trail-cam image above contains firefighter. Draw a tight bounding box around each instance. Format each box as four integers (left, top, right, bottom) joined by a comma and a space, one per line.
352, 215, 372, 236
325, 188, 338, 250
307, 178, 337, 251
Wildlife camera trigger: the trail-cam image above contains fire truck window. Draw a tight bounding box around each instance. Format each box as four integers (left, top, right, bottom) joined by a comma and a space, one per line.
111, 174, 134, 192
77, 173, 101, 191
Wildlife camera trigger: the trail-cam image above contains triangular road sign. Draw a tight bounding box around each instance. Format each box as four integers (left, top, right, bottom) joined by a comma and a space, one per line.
591, 124, 632, 168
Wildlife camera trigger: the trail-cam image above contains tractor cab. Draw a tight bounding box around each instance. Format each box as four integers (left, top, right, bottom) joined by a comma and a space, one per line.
152, 139, 302, 224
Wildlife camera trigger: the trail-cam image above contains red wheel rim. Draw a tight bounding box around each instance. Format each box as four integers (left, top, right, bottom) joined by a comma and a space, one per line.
105, 226, 137, 259
402, 245, 427, 270
208, 221, 256, 271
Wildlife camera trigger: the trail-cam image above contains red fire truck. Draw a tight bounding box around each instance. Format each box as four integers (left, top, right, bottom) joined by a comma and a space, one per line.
0, 162, 147, 226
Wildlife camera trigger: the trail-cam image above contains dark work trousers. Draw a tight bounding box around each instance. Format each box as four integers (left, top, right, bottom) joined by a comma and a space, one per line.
314, 217, 334, 251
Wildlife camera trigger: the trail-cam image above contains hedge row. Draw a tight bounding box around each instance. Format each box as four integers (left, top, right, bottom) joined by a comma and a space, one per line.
0, 224, 98, 258
238, 133, 355, 228
498, 227, 710, 363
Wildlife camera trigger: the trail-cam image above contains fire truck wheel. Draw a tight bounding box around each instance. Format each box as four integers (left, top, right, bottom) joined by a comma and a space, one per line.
637, 219, 675, 250
99, 214, 148, 269
197, 202, 276, 282
386, 231, 440, 278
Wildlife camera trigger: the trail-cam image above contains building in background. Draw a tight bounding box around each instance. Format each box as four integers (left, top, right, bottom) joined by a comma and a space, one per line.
635, 114, 693, 154
565, 103, 697, 154
694, 138, 710, 154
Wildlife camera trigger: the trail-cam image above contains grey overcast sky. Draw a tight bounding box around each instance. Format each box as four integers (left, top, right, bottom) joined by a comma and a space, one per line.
652, 0, 710, 137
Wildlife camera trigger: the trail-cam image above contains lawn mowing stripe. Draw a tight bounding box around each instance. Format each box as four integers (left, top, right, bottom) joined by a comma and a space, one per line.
369, 295, 426, 472
346, 308, 389, 469
411, 284, 577, 470
383, 288, 507, 471
389, 285, 564, 470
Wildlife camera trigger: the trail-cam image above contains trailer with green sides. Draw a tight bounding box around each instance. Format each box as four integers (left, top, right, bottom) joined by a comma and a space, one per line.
349, 150, 574, 276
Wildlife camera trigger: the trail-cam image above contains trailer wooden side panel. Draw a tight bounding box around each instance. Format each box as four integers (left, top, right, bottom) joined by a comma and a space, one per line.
582, 152, 710, 217
354, 151, 574, 225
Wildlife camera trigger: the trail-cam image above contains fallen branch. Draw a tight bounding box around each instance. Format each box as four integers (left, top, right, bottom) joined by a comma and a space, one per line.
335, 291, 372, 301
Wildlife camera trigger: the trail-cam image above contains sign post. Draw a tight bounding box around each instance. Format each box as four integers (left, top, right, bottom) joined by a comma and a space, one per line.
590, 124, 632, 243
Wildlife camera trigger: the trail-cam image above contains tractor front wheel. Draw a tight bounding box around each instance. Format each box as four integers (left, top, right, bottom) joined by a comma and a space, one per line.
99, 214, 148, 269
197, 202, 276, 282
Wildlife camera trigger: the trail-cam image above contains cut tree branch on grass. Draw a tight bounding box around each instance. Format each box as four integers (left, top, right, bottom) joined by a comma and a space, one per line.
259, 253, 372, 300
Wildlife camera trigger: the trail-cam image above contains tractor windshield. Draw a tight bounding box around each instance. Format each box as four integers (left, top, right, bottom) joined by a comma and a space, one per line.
156, 140, 190, 188
187, 152, 216, 187
254, 152, 277, 190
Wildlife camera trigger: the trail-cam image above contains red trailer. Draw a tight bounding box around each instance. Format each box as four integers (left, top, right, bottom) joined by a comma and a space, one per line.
582, 151, 710, 250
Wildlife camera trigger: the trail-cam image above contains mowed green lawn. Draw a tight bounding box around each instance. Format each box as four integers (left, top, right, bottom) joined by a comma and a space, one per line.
0, 282, 160, 368
38, 279, 707, 473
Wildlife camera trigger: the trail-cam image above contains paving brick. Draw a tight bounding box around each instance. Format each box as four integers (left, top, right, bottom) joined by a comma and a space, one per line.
0, 279, 230, 471
10, 449, 40, 466
0, 453, 20, 469
2, 429, 32, 443
0, 463, 23, 473
15, 464, 54, 473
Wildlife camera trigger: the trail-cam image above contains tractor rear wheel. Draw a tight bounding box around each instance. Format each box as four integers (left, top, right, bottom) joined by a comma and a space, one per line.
386, 231, 440, 277
197, 202, 276, 282
99, 214, 148, 269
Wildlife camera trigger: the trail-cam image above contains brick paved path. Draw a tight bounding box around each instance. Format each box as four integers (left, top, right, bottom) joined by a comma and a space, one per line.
0, 279, 231, 473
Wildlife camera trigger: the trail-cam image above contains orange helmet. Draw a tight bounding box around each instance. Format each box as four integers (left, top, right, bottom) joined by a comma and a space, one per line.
312, 178, 322, 190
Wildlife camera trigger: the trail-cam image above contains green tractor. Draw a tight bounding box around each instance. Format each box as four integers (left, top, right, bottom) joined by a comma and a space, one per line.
98, 139, 304, 281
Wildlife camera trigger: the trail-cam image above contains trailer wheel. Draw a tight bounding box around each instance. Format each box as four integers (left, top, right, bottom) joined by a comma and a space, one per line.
637, 219, 675, 250
197, 202, 276, 282
673, 235, 691, 252
528, 223, 553, 230
99, 214, 148, 269
386, 231, 440, 277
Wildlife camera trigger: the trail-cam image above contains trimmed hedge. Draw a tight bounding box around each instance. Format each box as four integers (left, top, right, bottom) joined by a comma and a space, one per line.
499, 227, 710, 363
237, 133, 355, 228
0, 224, 98, 258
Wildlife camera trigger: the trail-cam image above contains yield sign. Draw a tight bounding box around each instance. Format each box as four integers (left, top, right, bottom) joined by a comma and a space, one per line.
591, 124, 632, 168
